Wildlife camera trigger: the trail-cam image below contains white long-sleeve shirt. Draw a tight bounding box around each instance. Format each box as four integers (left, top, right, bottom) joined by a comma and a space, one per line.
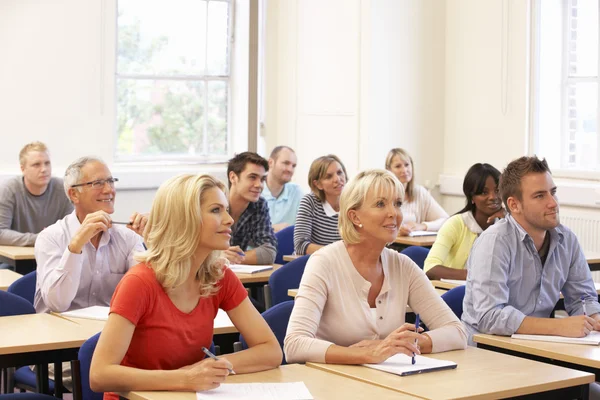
401, 184, 448, 231
34, 211, 143, 313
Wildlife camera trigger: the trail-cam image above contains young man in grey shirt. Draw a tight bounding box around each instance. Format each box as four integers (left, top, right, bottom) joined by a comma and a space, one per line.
0, 142, 73, 247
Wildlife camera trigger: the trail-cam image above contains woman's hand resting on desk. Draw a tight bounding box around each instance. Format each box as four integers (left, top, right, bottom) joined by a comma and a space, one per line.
353, 323, 425, 364
179, 357, 233, 391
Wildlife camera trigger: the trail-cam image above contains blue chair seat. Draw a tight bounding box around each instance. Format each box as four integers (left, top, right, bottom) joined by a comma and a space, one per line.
275, 225, 295, 265
13, 367, 55, 393
400, 246, 430, 269
269, 255, 309, 306
441, 285, 466, 319
7, 271, 36, 305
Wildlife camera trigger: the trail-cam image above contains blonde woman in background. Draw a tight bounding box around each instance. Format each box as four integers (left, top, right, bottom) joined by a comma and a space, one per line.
91, 174, 281, 399
284, 169, 466, 364
385, 148, 448, 236
293, 154, 348, 255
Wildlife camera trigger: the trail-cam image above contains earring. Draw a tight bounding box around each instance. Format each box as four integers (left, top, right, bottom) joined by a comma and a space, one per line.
358, 223, 363, 228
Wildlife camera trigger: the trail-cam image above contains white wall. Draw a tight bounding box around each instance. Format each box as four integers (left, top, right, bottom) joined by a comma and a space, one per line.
263, 0, 446, 194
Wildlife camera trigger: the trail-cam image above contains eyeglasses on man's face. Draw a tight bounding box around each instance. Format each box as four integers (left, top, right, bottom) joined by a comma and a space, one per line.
71, 177, 119, 190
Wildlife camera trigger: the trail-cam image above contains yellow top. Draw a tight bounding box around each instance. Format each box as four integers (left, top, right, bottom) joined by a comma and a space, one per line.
424, 212, 481, 272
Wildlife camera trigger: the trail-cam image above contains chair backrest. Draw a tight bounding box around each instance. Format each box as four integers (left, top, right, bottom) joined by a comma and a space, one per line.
441, 285, 466, 319
400, 246, 430, 269
269, 255, 309, 306
0, 290, 36, 316
274, 225, 295, 265
239, 300, 295, 365
8, 270, 36, 305
78, 332, 103, 400
0, 393, 57, 399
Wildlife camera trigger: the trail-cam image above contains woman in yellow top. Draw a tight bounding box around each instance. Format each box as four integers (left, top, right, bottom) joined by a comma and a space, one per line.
424, 163, 504, 280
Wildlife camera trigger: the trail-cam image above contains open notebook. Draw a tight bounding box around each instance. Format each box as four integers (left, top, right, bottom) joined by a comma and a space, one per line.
61, 305, 110, 321
511, 331, 600, 345
408, 230, 437, 237
363, 353, 457, 376
229, 265, 273, 274
196, 382, 313, 400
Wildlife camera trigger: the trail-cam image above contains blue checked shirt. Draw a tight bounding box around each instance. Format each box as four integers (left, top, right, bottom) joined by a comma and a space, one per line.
462, 214, 600, 344
231, 197, 278, 264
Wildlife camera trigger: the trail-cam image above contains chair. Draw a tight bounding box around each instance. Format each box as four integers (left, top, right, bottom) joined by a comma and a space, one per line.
400, 246, 430, 269
274, 225, 295, 265
0, 291, 55, 395
268, 255, 309, 306
441, 285, 466, 319
239, 301, 295, 365
76, 332, 103, 400
8, 271, 36, 305
0, 394, 56, 399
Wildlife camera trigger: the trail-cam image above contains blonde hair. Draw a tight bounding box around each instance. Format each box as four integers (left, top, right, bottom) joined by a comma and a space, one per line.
19, 142, 49, 166
135, 174, 226, 296
339, 169, 404, 245
385, 148, 415, 202
308, 154, 348, 202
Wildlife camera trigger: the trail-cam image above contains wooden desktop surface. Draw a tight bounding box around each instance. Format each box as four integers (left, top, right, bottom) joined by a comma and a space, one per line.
430, 280, 462, 291
0, 245, 35, 260
393, 235, 436, 247
234, 264, 281, 284
0, 269, 22, 291
119, 364, 414, 400
283, 254, 300, 262
0, 313, 94, 355
474, 333, 600, 370
307, 346, 593, 399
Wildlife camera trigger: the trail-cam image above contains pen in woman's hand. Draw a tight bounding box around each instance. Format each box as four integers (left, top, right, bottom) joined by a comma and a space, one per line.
201, 346, 236, 374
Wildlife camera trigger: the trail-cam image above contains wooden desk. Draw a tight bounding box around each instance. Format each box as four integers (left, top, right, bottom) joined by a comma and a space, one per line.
0, 313, 96, 395
282, 254, 300, 262
0, 269, 22, 291
0, 245, 36, 274
308, 346, 593, 399
587, 251, 600, 271
430, 280, 464, 291
474, 333, 600, 377
393, 235, 436, 247
234, 264, 281, 285
119, 364, 414, 400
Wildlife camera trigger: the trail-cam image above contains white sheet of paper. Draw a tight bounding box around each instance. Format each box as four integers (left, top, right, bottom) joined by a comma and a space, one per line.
511, 331, 600, 345
229, 265, 273, 274
363, 353, 457, 376
408, 230, 437, 237
61, 306, 110, 321
214, 309, 234, 330
440, 279, 467, 285
196, 382, 313, 400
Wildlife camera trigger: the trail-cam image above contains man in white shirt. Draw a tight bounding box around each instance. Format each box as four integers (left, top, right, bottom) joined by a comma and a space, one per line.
34, 156, 147, 313
262, 146, 303, 232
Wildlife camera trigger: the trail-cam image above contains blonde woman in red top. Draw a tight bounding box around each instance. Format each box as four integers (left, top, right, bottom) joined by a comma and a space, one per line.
90, 174, 281, 399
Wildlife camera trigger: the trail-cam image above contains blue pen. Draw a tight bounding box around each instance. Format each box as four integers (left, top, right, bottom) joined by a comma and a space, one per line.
412, 314, 420, 365
202, 346, 235, 375
582, 296, 588, 316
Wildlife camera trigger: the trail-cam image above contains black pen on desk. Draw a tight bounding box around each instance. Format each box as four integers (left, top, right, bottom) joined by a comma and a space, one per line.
412, 314, 420, 365
201, 346, 236, 374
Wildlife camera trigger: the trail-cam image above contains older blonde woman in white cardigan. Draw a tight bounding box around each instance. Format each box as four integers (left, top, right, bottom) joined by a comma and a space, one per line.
284, 169, 466, 365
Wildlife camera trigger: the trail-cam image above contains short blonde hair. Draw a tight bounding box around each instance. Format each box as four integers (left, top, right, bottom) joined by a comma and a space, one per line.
308, 154, 348, 202
135, 174, 227, 295
339, 169, 405, 245
19, 142, 49, 166
385, 148, 415, 202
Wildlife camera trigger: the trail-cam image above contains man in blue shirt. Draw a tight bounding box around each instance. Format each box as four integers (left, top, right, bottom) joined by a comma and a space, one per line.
462, 156, 600, 344
262, 146, 303, 232
223, 152, 277, 265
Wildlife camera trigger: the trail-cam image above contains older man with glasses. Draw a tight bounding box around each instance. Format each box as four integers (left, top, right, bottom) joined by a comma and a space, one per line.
34, 156, 147, 313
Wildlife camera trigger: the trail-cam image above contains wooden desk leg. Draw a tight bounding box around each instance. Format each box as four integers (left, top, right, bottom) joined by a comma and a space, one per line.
35, 363, 49, 395
54, 361, 63, 398
71, 359, 82, 400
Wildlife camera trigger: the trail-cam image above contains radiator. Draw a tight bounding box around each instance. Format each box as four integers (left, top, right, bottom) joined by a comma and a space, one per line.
560, 215, 600, 281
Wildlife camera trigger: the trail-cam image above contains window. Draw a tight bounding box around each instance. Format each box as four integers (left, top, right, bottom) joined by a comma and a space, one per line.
533, 0, 599, 174
116, 0, 231, 163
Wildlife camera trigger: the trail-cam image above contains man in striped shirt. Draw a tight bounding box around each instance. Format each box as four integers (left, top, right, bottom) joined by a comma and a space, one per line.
223, 152, 277, 265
